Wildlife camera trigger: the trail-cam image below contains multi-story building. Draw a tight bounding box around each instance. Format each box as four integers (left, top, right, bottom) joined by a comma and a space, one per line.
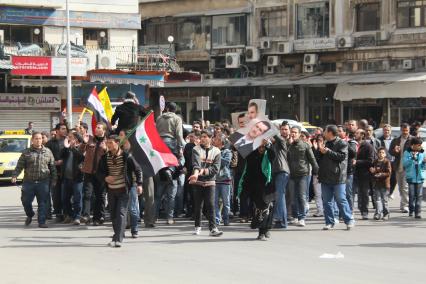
142, 0, 426, 127
0, 0, 141, 130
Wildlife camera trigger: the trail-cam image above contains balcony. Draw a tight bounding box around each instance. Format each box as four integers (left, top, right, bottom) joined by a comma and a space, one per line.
0, 42, 181, 72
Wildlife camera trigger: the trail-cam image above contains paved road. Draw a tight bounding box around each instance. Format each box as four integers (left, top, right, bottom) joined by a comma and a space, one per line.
0, 184, 425, 284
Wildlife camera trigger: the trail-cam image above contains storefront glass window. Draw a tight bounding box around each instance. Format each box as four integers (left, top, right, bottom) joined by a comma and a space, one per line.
260, 9, 287, 38
142, 17, 177, 45
356, 3, 380, 31
267, 89, 299, 121
296, 2, 329, 39
306, 87, 334, 126
212, 14, 247, 48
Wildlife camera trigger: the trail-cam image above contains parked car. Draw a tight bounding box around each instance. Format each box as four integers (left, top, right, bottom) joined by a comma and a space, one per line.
0, 134, 31, 182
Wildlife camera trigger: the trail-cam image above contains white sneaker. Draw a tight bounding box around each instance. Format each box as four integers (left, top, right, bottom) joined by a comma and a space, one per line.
334, 218, 340, 224
209, 227, 223, 237
297, 219, 306, 227
289, 218, 298, 225
108, 241, 115, 247
323, 224, 334, 230
346, 222, 355, 230
194, 227, 201, 235
114, 241, 122, 248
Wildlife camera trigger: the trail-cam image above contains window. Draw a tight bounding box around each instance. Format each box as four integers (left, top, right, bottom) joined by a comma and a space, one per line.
83, 29, 108, 49
296, 2, 329, 39
142, 17, 177, 45
260, 9, 287, 37
0, 25, 43, 45
356, 3, 380, 31
212, 14, 247, 48
176, 17, 211, 51
397, 0, 426, 28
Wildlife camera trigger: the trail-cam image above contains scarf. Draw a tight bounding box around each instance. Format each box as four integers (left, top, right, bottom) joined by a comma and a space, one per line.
237, 150, 272, 197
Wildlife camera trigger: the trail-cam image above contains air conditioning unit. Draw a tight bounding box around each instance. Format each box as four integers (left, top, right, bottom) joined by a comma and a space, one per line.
225, 52, 240, 68
97, 54, 116, 69
304, 54, 318, 65
264, 65, 275, 74
260, 39, 271, 49
303, 64, 315, 73
209, 59, 216, 72
267, 56, 279, 67
277, 42, 293, 54
245, 46, 260, 62
337, 36, 354, 48
403, 59, 413, 70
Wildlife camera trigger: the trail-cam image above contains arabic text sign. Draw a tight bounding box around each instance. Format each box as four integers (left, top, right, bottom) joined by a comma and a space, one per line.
0, 94, 61, 110
293, 38, 336, 51
12, 56, 87, 76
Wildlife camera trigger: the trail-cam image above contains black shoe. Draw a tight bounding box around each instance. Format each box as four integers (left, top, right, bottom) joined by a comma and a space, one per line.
415, 215, 422, 219
25, 216, 32, 226
99, 217, 105, 224
409, 212, 414, 217
131, 232, 138, 238
145, 224, 155, 228
38, 223, 48, 228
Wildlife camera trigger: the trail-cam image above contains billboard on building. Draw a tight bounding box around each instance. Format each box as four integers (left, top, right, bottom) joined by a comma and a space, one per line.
12, 56, 87, 76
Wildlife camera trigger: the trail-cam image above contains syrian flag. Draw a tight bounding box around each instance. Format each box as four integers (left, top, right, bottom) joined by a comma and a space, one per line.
86, 87, 110, 133
128, 111, 178, 178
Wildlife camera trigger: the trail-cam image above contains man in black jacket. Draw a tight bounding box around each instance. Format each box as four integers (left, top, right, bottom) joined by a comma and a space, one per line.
111, 91, 147, 134
317, 125, 354, 230
355, 129, 374, 219
98, 135, 143, 248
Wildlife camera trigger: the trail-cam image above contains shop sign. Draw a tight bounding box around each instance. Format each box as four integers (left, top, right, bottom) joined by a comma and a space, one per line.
12, 56, 87, 76
0, 93, 61, 110
294, 38, 336, 51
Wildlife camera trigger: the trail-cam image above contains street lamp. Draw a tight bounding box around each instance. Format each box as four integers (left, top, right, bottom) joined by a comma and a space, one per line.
167, 35, 174, 56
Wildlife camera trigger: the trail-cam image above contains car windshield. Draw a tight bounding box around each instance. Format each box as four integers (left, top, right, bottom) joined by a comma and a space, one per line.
0, 138, 28, 153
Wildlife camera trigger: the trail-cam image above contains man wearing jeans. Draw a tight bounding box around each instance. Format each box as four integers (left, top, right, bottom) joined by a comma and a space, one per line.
12, 132, 57, 228
389, 123, 412, 213
272, 122, 291, 228
288, 126, 318, 227
317, 125, 354, 230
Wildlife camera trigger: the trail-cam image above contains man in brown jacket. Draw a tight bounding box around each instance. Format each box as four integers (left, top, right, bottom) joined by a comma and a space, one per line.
80, 123, 107, 225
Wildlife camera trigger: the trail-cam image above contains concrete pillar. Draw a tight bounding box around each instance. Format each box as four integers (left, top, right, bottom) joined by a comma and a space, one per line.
299, 86, 305, 121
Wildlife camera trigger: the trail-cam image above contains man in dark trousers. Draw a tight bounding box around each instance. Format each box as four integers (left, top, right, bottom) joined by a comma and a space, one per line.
111, 91, 147, 134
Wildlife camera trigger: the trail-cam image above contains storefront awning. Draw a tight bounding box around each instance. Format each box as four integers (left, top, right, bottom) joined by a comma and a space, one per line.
11, 78, 82, 87
90, 73, 164, 87
334, 72, 426, 101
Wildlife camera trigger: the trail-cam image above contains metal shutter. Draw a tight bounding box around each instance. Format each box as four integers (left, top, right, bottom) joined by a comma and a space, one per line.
0, 111, 52, 133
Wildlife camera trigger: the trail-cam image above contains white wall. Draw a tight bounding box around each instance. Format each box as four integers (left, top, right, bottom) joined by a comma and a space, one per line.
1, 0, 139, 14
43, 26, 83, 45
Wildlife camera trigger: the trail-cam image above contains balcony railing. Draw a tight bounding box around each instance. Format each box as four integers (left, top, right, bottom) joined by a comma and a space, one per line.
0, 42, 180, 72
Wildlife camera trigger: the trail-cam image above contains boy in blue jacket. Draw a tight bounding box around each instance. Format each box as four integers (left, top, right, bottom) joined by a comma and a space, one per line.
403, 137, 425, 219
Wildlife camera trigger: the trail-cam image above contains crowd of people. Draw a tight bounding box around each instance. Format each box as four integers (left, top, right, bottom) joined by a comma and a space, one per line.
10, 93, 426, 247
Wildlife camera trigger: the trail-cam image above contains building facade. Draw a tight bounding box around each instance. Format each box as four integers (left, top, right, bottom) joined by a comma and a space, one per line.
141, 0, 426, 127
0, 0, 141, 131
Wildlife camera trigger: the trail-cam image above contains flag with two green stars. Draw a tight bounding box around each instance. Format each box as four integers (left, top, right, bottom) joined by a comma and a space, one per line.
127, 111, 178, 178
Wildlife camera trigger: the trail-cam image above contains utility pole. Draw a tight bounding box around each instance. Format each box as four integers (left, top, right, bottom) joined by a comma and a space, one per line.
66, 0, 73, 126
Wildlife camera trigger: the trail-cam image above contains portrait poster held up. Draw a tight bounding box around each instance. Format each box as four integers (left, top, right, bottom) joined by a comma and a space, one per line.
229, 99, 278, 158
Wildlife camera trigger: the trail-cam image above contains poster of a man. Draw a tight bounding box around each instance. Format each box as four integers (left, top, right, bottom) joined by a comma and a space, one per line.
229, 118, 277, 158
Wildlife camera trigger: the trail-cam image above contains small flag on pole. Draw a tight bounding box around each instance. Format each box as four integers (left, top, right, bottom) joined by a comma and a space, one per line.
86, 87, 110, 133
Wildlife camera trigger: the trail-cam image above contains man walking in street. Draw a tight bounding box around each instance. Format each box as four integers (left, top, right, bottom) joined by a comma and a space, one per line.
272, 121, 291, 229
389, 123, 412, 213
354, 129, 374, 219
317, 125, 354, 230
46, 122, 68, 222
80, 123, 108, 225
288, 126, 319, 227
98, 135, 143, 247
12, 132, 57, 228
155, 102, 184, 224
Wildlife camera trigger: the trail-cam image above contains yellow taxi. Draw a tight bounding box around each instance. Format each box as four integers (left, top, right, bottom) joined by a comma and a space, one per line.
301, 122, 320, 137
0, 131, 32, 182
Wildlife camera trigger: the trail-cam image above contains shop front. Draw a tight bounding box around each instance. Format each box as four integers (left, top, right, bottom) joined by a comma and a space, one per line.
0, 93, 61, 132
